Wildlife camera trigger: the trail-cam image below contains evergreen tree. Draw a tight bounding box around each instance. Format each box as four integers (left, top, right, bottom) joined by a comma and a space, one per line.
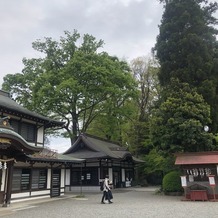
150, 79, 215, 153
155, 0, 218, 132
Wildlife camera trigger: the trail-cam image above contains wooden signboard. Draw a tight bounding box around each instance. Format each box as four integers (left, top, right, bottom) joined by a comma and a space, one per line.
180, 176, 187, 187
208, 175, 215, 186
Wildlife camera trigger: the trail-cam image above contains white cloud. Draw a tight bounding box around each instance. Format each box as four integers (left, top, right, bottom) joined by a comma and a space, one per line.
47, 136, 71, 153
0, 0, 164, 86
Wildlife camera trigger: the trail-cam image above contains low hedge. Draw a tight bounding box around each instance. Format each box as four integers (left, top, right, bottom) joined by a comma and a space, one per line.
162, 171, 183, 193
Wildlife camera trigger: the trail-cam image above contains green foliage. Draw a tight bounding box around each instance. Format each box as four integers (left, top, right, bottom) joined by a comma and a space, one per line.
215, 134, 218, 143
126, 121, 152, 158
87, 99, 136, 142
121, 57, 160, 157
155, 0, 218, 86
162, 171, 183, 193
89, 56, 161, 153
130, 56, 160, 122
2, 30, 137, 144
150, 79, 215, 153
154, 0, 218, 132
144, 149, 176, 175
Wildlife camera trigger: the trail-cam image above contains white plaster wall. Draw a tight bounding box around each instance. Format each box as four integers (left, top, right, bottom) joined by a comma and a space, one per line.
11, 194, 50, 203
1, 169, 6, 191
12, 192, 30, 198
122, 168, 125, 182
47, 169, 51, 189
31, 190, 50, 196
65, 169, 70, 186
109, 168, 113, 182
37, 127, 44, 144
61, 169, 65, 187
60, 187, 65, 193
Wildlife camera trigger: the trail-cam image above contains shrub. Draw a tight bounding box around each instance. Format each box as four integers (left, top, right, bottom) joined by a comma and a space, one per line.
162, 171, 183, 193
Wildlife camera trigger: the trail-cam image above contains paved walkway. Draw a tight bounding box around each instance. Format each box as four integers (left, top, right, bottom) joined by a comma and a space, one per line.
1, 187, 218, 218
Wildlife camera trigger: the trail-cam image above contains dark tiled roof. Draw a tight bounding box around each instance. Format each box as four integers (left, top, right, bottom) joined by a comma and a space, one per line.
0, 126, 84, 163
64, 133, 143, 163
66, 150, 107, 159
27, 152, 84, 163
0, 90, 64, 128
0, 126, 42, 153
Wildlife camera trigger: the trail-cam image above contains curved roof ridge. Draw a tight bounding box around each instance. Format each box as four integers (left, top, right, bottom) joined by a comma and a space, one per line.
0, 90, 64, 128
83, 133, 122, 147
0, 127, 42, 153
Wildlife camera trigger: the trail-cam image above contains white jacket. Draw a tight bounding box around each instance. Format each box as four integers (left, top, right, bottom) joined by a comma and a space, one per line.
103, 178, 110, 192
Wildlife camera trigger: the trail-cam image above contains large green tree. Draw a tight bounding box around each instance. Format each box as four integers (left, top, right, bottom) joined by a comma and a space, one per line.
155, 0, 218, 132
121, 56, 160, 157
87, 97, 136, 143
2, 30, 136, 145
150, 79, 215, 153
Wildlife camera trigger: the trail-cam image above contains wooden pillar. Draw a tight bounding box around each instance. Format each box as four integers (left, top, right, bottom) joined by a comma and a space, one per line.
3, 161, 14, 207
99, 159, 102, 179
29, 162, 34, 196
50, 163, 53, 198
80, 163, 83, 195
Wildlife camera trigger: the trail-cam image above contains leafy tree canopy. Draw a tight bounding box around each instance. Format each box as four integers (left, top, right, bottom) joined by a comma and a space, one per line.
125, 57, 160, 157
150, 79, 215, 153
2, 30, 137, 144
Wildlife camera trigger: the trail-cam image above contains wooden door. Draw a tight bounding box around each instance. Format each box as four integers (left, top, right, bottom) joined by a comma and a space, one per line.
51, 169, 61, 197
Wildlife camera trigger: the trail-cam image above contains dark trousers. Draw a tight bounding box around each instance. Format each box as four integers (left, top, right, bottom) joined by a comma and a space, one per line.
101, 191, 110, 202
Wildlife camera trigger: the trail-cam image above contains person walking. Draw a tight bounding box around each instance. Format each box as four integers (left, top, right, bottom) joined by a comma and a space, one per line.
101, 175, 113, 204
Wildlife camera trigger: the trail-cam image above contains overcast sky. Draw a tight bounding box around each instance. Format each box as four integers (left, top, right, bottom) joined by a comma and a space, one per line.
0, 0, 164, 87
1, 0, 217, 152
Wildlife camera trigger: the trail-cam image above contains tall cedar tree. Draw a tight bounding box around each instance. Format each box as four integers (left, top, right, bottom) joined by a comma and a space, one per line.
155, 0, 218, 132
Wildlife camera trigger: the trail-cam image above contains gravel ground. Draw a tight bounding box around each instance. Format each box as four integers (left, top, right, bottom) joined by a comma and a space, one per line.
1, 187, 218, 218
